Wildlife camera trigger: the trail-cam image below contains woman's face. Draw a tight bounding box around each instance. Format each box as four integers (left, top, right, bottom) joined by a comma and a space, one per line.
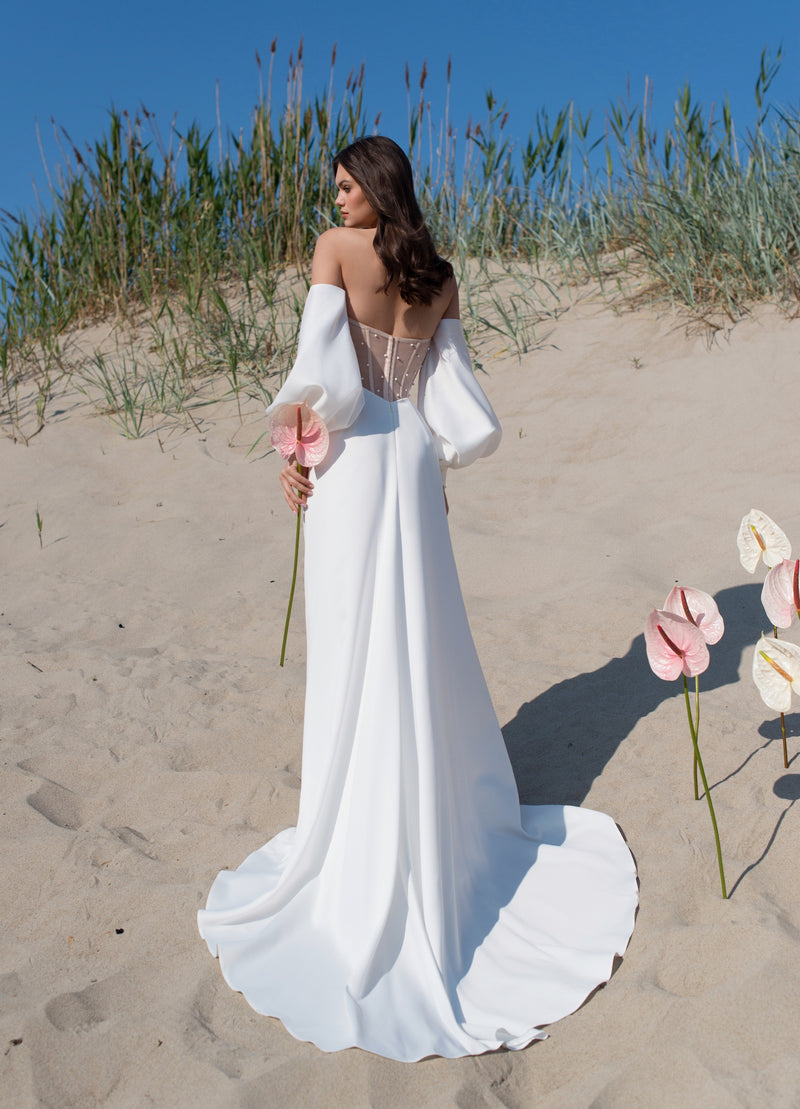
335, 167, 378, 228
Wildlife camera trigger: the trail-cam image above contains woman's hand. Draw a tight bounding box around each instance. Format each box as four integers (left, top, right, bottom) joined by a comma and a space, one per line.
280, 459, 315, 513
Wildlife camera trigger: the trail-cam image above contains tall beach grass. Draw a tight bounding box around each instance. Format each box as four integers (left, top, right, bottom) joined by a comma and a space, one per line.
1, 45, 798, 440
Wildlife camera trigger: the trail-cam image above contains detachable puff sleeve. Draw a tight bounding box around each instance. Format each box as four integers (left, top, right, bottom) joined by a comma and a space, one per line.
417, 318, 502, 481
265, 284, 364, 433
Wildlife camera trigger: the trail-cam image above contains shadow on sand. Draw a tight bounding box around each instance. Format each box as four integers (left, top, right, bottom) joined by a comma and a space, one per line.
502, 582, 800, 894
502, 582, 788, 806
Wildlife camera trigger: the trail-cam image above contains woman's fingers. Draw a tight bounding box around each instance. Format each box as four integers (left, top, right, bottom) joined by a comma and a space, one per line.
280, 475, 305, 512
280, 461, 314, 512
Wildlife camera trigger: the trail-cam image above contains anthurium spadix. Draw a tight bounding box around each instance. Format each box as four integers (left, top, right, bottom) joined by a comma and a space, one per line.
737, 509, 791, 572
752, 636, 800, 714
644, 610, 710, 680
662, 586, 725, 645
761, 559, 800, 629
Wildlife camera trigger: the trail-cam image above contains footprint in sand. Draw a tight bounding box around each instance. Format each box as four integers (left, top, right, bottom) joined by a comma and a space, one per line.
272, 767, 301, 791
101, 824, 158, 861
654, 925, 764, 997
184, 978, 248, 1079
0, 972, 22, 1017
45, 985, 109, 1033
25, 778, 85, 831
167, 746, 199, 772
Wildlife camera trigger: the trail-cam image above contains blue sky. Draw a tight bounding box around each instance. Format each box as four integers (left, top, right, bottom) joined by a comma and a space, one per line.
2, 0, 798, 221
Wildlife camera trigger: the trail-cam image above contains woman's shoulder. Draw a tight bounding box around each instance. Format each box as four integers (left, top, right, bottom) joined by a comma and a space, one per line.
313, 227, 343, 260
312, 228, 375, 287
438, 273, 460, 319
315, 226, 374, 252
311, 229, 346, 286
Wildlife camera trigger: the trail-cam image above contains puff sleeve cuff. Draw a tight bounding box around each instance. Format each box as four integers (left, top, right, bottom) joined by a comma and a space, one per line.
417, 319, 502, 474
265, 284, 364, 433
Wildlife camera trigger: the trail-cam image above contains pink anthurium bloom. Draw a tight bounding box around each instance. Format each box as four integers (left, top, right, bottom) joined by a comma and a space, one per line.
662, 586, 725, 645
644, 609, 710, 680
761, 559, 800, 629
737, 509, 791, 572
752, 635, 800, 713
270, 402, 329, 468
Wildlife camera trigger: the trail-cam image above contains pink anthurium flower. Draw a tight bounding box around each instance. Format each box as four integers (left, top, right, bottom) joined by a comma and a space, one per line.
761, 559, 800, 630
269, 403, 330, 666
662, 586, 725, 645
644, 601, 726, 897
270, 402, 329, 468
752, 636, 800, 714
645, 609, 710, 680
737, 509, 791, 572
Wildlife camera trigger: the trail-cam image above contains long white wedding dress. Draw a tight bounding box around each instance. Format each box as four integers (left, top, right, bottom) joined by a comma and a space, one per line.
197, 283, 637, 1061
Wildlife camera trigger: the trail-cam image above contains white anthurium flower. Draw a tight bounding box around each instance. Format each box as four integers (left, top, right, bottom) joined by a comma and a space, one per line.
737, 509, 791, 572
752, 635, 800, 713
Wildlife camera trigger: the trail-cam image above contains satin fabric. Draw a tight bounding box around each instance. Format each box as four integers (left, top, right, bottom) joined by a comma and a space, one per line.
197, 284, 637, 1060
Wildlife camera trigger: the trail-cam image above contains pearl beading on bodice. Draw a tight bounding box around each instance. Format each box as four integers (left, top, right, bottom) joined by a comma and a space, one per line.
349, 319, 431, 402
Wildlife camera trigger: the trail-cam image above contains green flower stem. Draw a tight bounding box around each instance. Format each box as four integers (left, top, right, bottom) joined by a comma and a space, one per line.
279, 463, 305, 668
683, 672, 700, 799
683, 674, 727, 899
774, 625, 789, 769
692, 752, 699, 800
687, 674, 696, 798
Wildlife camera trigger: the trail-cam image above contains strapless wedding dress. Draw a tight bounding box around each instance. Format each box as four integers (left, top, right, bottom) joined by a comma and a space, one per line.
197, 283, 637, 1061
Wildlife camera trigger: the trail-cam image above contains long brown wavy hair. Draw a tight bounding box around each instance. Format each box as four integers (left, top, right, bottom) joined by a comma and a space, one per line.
333, 136, 453, 306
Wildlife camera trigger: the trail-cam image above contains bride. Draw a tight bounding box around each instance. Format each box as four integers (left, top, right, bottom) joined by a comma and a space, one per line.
197, 136, 637, 1062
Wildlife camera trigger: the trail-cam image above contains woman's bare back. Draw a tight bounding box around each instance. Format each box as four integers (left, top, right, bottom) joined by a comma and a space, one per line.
311, 227, 458, 339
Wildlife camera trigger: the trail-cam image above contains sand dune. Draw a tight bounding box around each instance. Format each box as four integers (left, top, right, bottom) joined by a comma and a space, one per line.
3, 293, 800, 1107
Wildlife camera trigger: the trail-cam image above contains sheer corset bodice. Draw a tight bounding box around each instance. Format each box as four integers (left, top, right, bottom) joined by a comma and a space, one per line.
349, 318, 431, 402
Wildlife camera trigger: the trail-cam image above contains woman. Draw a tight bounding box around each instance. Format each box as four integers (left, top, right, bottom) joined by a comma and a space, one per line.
198, 137, 637, 1061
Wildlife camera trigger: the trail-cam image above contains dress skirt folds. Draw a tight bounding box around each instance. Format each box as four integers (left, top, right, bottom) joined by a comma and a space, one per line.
197, 284, 637, 1061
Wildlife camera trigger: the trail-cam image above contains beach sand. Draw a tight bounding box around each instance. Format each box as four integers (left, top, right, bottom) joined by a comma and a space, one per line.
3, 291, 800, 1107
